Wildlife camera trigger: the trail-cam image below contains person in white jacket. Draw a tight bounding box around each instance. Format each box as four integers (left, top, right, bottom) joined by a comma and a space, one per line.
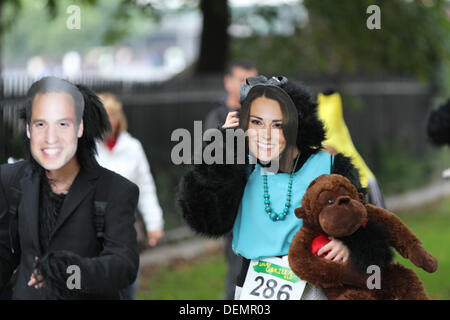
96, 93, 164, 245
95, 93, 164, 299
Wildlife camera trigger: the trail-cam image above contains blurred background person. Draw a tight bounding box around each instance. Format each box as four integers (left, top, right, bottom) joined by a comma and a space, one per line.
204, 60, 258, 130
317, 90, 386, 208
95, 92, 164, 300
203, 59, 257, 300
427, 98, 450, 179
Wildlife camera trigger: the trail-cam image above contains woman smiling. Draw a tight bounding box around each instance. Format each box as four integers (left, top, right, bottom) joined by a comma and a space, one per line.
178, 76, 363, 300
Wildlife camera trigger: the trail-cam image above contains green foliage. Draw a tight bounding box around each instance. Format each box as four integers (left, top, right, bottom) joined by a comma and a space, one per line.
304, 0, 450, 79
231, 33, 307, 76
1, 0, 23, 32
1, 0, 158, 65
374, 143, 445, 194
231, 0, 450, 92
101, 0, 160, 44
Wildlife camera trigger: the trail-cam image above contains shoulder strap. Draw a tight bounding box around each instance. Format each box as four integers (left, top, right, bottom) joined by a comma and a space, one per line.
92, 169, 113, 243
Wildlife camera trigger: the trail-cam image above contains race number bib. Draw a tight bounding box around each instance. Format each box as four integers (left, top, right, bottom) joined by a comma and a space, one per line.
239, 256, 307, 300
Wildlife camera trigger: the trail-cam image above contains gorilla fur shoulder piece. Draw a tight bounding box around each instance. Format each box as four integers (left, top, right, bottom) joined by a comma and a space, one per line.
288, 174, 438, 300
427, 98, 450, 146
35, 250, 95, 299
177, 142, 249, 237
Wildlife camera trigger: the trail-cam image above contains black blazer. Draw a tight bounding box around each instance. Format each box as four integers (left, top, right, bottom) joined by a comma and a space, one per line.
0, 160, 139, 299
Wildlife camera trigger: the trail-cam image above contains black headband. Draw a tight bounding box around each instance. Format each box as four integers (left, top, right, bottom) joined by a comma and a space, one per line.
240, 76, 290, 103
240, 76, 298, 116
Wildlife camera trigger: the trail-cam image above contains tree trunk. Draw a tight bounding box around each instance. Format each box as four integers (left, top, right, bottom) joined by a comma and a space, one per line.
195, 0, 230, 74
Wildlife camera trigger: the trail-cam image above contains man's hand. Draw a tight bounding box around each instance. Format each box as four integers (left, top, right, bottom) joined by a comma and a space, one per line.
28, 256, 44, 288
148, 230, 164, 247
317, 237, 350, 263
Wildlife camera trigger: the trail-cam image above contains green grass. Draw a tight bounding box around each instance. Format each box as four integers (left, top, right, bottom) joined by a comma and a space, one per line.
136, 198, 450, 300
137, 251, 227, 300
394, 197, 450, 300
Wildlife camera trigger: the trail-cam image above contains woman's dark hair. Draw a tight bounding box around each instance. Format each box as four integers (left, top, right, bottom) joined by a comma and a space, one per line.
279, 79, 325, 156
22, 77, 111, 171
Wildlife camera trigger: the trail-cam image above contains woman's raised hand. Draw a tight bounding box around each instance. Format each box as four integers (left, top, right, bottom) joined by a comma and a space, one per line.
222, 111, 240, 129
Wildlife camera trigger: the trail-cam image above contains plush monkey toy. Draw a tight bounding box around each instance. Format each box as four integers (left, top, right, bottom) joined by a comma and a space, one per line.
288, 174, 438, 300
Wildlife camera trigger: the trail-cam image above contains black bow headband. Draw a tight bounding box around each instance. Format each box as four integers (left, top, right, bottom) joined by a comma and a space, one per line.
240, 76, 289, 104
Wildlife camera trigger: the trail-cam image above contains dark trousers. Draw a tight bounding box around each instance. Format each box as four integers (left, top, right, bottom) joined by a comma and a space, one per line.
224, 232, 244, 300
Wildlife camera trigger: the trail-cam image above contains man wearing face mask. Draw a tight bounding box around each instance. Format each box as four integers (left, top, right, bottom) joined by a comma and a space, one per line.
0, 77, 139, 299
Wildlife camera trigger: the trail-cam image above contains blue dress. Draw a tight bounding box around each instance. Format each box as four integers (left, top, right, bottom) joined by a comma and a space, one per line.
232, 151, 333, 259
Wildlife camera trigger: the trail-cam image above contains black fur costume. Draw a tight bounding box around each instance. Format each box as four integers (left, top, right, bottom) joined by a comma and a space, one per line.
427, 98, 450, 146
338, 220, 393, 274
177, 77, 363, 238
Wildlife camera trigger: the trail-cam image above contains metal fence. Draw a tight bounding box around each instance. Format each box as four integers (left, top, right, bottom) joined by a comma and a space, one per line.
0, 74, 433, 229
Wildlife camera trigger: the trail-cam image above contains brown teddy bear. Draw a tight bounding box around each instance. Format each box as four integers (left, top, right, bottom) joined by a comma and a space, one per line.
288, 174, 438, 300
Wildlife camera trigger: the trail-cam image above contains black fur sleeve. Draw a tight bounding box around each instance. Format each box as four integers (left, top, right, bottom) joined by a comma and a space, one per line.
427, 99, 450, 146
35, 250, 89, 299
331, 153, 364, 193
177, 128, 249, 237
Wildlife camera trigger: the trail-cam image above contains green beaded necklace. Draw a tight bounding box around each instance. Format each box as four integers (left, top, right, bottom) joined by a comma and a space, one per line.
263, 152, 301, 221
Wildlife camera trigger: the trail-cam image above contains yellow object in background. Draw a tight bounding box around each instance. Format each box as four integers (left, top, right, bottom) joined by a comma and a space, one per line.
317, 92, 374, 188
